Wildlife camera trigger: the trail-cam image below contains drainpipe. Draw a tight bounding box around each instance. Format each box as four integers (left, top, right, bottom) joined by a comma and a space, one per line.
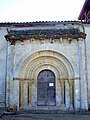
5, 28, 9, 109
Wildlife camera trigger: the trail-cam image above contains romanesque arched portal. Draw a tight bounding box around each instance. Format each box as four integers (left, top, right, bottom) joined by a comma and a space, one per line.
14, 50, 75, 110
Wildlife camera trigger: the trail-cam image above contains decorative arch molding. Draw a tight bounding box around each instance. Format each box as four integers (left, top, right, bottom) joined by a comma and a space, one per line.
22, 56, 69, 79
14, 50, 75, 79
29, 64, 60, 80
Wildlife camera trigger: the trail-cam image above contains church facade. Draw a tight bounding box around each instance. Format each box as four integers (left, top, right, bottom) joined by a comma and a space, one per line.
0, 21, 89, 111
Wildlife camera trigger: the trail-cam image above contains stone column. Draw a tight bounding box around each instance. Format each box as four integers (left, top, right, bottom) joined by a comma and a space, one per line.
65, 80, 70, 109
74, 78, 80, 111
61, 80, 65, 106
28, 80, 33, 106
69, 80, 74, 110
56, 79, 61, 106
22, 81, 28, 107
19, 81, 23, 108
31, 79, 37, 107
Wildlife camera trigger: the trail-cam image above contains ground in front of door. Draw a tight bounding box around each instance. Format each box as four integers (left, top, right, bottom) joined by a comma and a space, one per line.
1, 113, 90, 120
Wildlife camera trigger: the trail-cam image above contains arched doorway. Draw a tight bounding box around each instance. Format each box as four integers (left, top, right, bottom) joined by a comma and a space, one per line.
15, 50, 76, 110
37, 70, 56, 106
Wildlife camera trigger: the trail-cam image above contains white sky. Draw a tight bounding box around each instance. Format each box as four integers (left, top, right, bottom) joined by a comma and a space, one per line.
0, 0, 85, 22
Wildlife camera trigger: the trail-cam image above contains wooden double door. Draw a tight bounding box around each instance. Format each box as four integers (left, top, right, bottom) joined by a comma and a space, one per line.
37, 70, 56, 106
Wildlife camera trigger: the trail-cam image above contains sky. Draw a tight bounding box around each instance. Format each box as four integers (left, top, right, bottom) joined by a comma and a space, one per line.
0, 0, 85, 22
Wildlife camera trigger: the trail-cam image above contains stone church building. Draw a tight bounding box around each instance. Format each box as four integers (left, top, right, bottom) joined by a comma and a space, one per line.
0, 0, 90, 112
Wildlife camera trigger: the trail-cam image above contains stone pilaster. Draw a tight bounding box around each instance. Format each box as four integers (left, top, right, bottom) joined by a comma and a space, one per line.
6, 42, 15, 109
22, 81, 28, 107
77, 38, 88, 110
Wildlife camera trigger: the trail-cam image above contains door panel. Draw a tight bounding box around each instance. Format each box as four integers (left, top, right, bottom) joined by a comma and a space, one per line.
37, 70, 56, 106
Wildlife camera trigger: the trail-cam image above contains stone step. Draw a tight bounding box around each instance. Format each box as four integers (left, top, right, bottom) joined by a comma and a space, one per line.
18, 110, 90, 116
19, 109, 75, 114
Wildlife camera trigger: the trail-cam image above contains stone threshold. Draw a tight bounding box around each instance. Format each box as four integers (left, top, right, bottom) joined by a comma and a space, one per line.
18, 106, 90, 114
18, 110, 90, 115
19, 106, 76, 114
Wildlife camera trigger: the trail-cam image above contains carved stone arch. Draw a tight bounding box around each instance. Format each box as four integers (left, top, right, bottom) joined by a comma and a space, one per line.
14, 50, 75, 79
16, 51, 73, 79
23, 56, 69, 79
27, 64, 61, 80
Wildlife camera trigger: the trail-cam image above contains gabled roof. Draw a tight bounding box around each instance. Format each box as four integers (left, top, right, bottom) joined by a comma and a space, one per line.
78, 0, 90, 20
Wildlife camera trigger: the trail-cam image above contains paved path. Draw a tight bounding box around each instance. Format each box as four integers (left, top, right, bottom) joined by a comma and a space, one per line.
1, 113, 90, 120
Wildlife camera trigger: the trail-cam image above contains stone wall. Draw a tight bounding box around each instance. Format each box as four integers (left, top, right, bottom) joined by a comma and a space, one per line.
0, 27, 7, 107
0, 22, 89, 111
84, 24, 90, 105
5, 24, 88, 111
